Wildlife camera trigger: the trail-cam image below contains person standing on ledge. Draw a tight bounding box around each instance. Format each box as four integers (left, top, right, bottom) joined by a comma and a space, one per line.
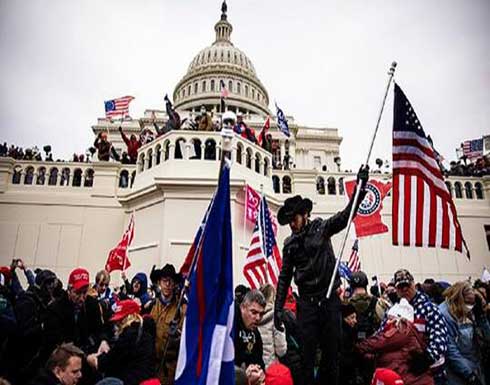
274, 165, 369, 385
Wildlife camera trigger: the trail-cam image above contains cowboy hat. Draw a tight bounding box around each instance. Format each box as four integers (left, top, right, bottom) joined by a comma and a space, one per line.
277, 195, 313, 226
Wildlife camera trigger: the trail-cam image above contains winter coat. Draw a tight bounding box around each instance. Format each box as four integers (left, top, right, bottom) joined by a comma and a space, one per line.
94, 137, 112, 161
42, 291, 104, 362
357, 322, 434, 385
235, 305, 265, 370
257, 301, 287, 367
97, 322, 156, 385
278, 309, 302, 385
439, 301, 490, 385
275, 190, 365, 310
121, 132, 140, 163
30, 369, 62, 385
150, 296, 186, 385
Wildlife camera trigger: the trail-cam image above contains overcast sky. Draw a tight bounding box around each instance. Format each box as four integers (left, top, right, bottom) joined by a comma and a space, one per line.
1, 0, 489, 169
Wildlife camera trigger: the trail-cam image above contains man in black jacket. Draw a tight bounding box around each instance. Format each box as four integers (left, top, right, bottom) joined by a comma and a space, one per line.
234, 289, 266, 370
274, 166, 369, 385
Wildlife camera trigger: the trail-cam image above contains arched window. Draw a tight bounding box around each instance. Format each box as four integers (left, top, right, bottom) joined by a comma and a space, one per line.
194, 83, 198, 94
119, 170, 129, 188
204, 139, 216, 160
338, 177, 345, 195
138, 153, 145, 172
187, 85, 191, 96
475, 182, 484, 200
237, 82, 241, 94
264, 158, 269, 176
130, 171, 136, 188
327, 177, 336, 195
228, 80, 233, 93
155, 145, 162, 165
252, 89, 255, 100
317, 177, 325, 195
164, 140, 170, 161
282, 176, 292, 194
24, 166, 34, 185
245, 85, 249, 97
12, 166, 22, 184
147, 149, 153, 169
84, 169, 94, 187
190, 138, 202, 159
60, 168, 70, 186
202, 80, 206, 92
272, 175, 280, 193
236, 143, 243, 164
36, 167, 46, 185
454, 182, 463, 198
255, 153, 261, 173
464, 182, 473, 199
175, 138, 186, 159
246, 148, 253, 169
445, 181, 452, 197
182, 89, 185, 98
211, 79, 215, 92
72, 168, 82, 187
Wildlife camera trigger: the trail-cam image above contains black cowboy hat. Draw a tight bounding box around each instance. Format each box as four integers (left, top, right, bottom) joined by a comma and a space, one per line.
150, 263, 182, 284
277, 195, 313, 226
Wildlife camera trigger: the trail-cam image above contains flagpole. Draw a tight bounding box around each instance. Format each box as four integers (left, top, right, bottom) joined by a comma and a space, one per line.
259, 184, 270, 285
326, 61, 397, 299
242, 185, 247, 253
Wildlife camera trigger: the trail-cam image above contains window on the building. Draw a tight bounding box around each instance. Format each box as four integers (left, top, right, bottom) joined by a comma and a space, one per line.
485, 225, 490, 251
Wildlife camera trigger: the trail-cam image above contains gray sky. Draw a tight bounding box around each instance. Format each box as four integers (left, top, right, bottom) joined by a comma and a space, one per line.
1, 0, 489, 169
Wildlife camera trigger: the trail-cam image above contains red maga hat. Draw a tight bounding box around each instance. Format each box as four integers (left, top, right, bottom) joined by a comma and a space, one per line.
110, 299, 140, 322
68, 268, 90, 291
371, 368, 404, 385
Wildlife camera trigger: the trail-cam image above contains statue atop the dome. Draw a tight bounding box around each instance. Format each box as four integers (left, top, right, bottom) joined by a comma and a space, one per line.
220, 0, 227, 20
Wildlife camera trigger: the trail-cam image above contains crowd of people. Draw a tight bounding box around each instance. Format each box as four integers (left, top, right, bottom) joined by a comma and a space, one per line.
0, 257, 489, 385
445, 157, 490, 177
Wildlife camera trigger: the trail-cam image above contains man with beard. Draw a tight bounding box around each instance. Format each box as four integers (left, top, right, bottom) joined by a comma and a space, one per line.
274, 166, 369, 385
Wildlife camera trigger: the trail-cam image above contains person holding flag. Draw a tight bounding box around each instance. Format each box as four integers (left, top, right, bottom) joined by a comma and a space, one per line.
273, 166, 369, 385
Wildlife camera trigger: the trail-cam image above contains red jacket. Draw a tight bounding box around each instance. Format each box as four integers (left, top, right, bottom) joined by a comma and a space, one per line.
121, 132, 140, 162
356, 322, 434, 385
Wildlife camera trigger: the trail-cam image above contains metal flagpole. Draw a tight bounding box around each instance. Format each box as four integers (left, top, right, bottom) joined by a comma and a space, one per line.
259, 184, 269, 285
326, 61, 397, 299
242, 185, 247, 251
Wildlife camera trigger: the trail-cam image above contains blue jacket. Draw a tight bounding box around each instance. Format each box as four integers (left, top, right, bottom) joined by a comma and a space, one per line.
131, 273, 151, 307
439, 301, 490, 383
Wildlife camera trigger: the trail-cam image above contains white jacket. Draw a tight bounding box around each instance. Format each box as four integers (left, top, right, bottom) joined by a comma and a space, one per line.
257, 301, 287, 367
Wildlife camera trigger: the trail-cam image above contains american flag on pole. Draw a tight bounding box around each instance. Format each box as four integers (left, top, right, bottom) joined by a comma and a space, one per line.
104, 95, 134, 119
462, 138, 483, 160
220, 80, 229, 98
392, 83, 469, 258
347, 239, 361, 272
243, 196, 282, 289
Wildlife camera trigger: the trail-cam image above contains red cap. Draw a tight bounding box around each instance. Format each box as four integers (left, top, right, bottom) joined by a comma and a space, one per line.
68, 268, 90, 291
110, 299, 140, 322
265, 363, 293, 385
371, 368, 404, 385
0, 267, 12, 284
140, 379, 161, 385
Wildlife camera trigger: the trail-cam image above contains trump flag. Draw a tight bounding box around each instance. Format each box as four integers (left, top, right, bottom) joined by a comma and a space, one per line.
175, 163, 234, 385
345, 179, 392, 237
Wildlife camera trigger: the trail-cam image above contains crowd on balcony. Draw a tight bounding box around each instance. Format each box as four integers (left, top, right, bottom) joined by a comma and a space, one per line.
445, 156, 490, 178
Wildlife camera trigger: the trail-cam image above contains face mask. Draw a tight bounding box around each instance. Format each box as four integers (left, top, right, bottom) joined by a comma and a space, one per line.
464, 304, 474, 312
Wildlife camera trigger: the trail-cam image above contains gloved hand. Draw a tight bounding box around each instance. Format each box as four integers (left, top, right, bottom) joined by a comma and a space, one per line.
467, 373, 483, 385
356, 165, 370, 190
274, 308, 285, 332
408, 350, 433, 376
150, 265, 159, 284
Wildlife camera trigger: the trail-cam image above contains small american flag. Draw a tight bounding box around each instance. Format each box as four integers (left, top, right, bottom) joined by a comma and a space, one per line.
257, 116, 270, 146
104, 95, 134, 119
462, 138, 483, 160
392, 83, 469, 257
243, 196, 282, 289
347, 239, 361, 273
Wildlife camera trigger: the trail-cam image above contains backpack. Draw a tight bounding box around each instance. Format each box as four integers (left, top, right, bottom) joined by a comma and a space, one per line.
355, 296, 378, 340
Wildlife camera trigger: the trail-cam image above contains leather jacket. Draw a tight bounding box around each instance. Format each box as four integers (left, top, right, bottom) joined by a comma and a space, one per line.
275, 189, 365, 310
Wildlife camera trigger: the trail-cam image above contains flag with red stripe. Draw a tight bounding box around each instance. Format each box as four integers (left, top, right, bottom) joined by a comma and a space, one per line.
392, 83, 469, 258
104, 95, 134, 119
243, 196, 282, 289
105, 214, 134, 272
257, 116, 270, 146
347, 239, 361, 272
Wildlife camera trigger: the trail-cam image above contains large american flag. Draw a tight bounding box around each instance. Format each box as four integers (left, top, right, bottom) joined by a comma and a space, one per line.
104, 95, 134, 119
462, 138, 483, 160
243, 196, 282, 289
392, 84, 469, 257
347, 239, 361, 272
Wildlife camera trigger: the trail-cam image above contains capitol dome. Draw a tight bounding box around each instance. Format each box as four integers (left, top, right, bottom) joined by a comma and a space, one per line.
173, 1, 270, 117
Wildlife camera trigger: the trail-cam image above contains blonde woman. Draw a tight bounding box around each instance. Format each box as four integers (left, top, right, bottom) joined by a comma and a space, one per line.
87, 300, 156, 385
439, 282, 490, 385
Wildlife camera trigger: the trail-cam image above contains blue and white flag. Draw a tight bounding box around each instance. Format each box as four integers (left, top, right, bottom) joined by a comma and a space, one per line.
275, 103, 290, 137
339, 261, 353, 280
175, 163, 234, 385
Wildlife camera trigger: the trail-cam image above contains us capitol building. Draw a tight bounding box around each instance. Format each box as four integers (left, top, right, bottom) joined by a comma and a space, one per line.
0, 3, 488, 286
